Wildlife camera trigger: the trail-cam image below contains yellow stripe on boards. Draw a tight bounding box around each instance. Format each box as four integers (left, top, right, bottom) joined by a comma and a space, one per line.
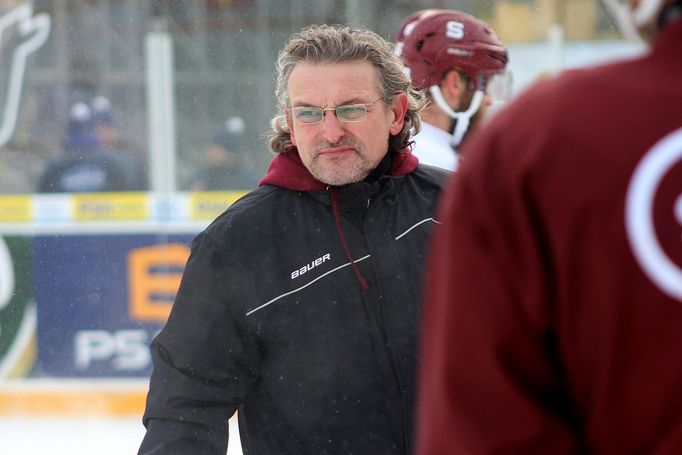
0, 380, 148, 417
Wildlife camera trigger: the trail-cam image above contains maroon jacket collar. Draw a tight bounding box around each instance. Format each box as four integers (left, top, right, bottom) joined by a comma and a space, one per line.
258, 146, 419, 191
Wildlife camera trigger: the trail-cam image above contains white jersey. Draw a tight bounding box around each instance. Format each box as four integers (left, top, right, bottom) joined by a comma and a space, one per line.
410, 122, 459, 171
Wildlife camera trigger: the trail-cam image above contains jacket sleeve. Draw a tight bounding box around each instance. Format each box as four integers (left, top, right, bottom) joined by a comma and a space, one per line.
138, 231, 260, 455
416, 124, 580, 454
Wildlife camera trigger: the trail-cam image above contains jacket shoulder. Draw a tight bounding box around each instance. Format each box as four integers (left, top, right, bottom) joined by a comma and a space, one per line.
203, 185, 282, 237
411, 163, 451, 188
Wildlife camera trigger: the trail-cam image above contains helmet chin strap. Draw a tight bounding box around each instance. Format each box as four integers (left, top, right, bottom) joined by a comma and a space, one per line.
429, 85, 485, 148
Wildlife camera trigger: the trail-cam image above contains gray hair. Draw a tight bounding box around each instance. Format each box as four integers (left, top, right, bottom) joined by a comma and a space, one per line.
268, 24, 426, 154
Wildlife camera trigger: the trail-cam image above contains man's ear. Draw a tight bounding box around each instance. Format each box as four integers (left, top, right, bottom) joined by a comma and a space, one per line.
285, 110, 297, 146
389, 92, 408, 136
442, 70, 463, 102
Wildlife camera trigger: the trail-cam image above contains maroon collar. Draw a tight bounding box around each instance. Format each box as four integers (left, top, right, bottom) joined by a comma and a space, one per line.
258, 146, 418, 191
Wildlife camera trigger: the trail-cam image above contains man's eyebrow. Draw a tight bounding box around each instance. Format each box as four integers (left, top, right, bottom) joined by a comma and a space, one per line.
290, 101, 320, 108
337, 96, 374, 105
290, 96, 375, 108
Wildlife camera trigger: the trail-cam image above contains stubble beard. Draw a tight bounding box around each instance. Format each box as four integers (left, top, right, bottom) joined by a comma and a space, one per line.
307, 139, 373, 186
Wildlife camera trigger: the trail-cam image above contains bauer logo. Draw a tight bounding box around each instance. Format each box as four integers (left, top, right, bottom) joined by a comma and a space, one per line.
625, 127, 682, 302
0, 4, 50, 148
291, 253, 331, 279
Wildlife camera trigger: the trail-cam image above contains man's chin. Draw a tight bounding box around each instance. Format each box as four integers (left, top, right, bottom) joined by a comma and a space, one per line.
312, 165, 368, 186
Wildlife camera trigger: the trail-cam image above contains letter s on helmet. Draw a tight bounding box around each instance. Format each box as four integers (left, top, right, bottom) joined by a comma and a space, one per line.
394, 9, 508, 91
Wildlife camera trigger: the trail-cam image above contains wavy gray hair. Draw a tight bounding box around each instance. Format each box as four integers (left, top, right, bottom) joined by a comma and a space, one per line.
268, 24, 426, 154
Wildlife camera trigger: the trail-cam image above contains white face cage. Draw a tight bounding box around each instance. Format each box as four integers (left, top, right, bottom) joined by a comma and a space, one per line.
428, 70, 513, 148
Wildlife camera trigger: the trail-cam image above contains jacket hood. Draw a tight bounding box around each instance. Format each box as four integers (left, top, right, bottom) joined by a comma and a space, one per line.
258, 146, 419, 191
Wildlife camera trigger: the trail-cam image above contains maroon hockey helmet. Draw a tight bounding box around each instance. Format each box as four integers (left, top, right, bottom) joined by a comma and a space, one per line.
395, 9, 508, 91
394, 9, 436, 45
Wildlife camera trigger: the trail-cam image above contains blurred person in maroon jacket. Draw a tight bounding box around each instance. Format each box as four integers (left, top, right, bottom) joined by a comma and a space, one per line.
417, 0, 682, 453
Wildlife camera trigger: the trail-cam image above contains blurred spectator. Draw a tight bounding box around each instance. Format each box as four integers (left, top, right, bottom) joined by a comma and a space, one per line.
187, 116, 260, 191
91, 96, 148, 189
37, 101, 142, 193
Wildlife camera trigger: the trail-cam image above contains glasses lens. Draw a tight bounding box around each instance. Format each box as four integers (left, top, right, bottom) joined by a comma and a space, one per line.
293, 107, 323, 123
336, 104, 368, 122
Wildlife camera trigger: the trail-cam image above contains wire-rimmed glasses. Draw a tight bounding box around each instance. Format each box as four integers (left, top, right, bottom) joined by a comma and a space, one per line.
288, 98, 384, 124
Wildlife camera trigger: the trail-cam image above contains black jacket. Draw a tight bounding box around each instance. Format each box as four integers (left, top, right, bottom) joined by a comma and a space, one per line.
139, 148, 448, 454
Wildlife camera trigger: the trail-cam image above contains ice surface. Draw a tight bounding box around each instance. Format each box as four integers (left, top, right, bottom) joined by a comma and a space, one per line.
0, 416, 243, 455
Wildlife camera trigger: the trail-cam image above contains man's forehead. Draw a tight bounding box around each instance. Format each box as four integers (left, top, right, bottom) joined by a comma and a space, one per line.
287, 61, 380, 104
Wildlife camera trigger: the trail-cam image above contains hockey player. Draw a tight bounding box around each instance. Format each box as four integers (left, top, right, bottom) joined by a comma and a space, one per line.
394, 9, 509, 171
417, 0, 682, 453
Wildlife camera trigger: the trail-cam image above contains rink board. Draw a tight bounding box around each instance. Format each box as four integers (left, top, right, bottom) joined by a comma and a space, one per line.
32, 231, 195, 378
0, 227, 196, 415
0, 379, 148, 416
0, 192, 246, 415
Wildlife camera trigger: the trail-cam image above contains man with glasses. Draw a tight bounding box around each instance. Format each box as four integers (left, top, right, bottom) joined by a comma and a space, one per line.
394, 9, 509, 171
139, 24, 447, 455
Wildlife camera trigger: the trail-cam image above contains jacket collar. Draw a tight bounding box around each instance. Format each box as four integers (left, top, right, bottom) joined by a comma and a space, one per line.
258, 146, 418, 191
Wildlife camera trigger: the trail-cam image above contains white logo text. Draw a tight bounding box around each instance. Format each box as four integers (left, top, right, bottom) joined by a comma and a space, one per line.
291, 253, 331, 279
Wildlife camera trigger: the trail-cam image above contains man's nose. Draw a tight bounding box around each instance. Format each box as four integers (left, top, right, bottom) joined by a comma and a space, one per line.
321, 110, 345, 143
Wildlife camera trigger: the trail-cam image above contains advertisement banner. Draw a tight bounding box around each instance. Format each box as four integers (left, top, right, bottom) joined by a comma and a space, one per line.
33, 232, 195, 377
0, 236, 35, 379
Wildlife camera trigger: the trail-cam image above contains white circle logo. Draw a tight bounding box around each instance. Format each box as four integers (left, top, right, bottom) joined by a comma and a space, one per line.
625, 127, 682, 302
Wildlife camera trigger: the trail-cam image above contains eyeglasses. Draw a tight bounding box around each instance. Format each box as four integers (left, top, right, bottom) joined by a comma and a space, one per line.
288, 98, 384, 124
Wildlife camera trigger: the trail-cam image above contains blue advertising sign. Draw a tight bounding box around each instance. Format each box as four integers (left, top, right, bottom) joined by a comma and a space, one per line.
33, 232, 195, 377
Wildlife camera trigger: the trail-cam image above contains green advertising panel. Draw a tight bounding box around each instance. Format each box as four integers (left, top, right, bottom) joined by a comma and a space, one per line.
0, 236, 36, 378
